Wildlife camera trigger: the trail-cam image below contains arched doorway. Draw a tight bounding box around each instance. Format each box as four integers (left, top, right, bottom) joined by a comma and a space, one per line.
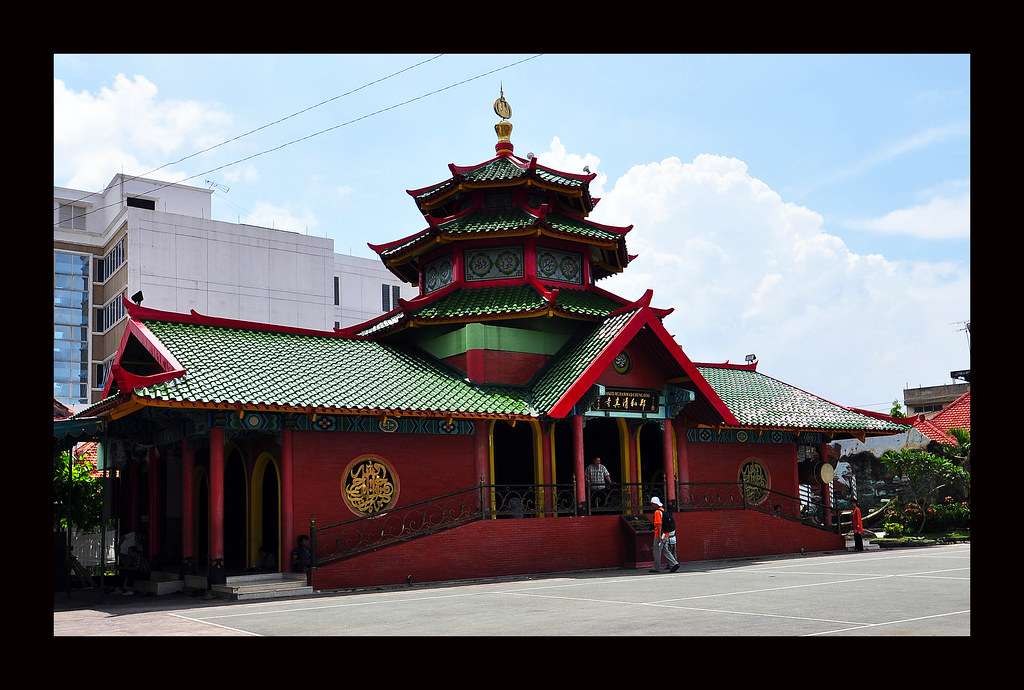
224, 445, 248, 572
491, 420, 536, 517
638, 422, 665, 486
552, 419, 574, 488
251, 453, 281, 570
583, 417, 625, 483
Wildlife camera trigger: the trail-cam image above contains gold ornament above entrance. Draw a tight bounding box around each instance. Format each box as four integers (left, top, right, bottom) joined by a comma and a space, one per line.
342, 454, 399, 516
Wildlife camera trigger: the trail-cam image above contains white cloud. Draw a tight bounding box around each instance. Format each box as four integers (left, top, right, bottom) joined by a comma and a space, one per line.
536, 137, 607, 198
565, 151, 969, 409
846, 190, 970, 239
224, 163, 261, 185
54, 75, 232, 191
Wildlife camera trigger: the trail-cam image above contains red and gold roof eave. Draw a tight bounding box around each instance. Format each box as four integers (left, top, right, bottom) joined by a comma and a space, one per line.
369, 205, 631, 277
680, 421, 905, 444
120, 296, 350, 339
124, 395, 538, 423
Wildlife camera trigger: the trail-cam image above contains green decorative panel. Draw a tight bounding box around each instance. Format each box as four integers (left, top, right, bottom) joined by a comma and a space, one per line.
536, 247, 583, 285
423, 254, 454, 294
688, 428, 794, 444
292, 414, 475, 435
464, 246, 523, 282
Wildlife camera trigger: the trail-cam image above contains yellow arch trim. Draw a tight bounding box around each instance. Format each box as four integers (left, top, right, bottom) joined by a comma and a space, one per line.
250, 452, 281, 568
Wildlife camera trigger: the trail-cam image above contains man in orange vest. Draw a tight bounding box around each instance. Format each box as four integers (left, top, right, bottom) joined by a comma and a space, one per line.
650, 497, 680, 573
851, 499, 864, 552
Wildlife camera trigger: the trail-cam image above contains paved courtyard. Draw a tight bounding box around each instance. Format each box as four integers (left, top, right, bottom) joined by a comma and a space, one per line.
54, 543, 970, 636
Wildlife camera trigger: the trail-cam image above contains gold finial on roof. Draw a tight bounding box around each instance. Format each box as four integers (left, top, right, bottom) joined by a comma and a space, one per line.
493, 87, 513, 151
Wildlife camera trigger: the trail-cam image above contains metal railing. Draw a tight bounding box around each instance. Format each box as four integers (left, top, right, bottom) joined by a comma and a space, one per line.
311, 479, 840, 565
673, 482, 838, 531
312, 486, 483, 566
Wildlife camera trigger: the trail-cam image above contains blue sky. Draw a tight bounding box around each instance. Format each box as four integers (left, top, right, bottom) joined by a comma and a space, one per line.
54, 53, 970, 413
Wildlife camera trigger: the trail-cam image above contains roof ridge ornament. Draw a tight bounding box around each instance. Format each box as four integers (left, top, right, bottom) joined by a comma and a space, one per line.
494, 87, 513, 153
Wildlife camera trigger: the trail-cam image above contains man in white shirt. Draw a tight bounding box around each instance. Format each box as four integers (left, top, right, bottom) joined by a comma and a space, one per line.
585, 456, 612, 509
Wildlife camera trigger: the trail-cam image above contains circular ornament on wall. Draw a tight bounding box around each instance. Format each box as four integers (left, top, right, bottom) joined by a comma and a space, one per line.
342, 454, 399, 516
738, 458, 770, 505
613, 351, 632, 375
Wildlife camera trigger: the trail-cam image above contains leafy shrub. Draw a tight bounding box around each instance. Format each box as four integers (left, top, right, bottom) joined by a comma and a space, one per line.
929, 496, 970, 530
882, 522, 905, 538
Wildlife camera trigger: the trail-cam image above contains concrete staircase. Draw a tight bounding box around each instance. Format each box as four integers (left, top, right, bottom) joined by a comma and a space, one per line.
210, 572, 313, 601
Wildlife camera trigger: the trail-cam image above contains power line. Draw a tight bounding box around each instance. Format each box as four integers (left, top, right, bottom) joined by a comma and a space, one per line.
54, 54, 543, 225
54, 54, 446, 219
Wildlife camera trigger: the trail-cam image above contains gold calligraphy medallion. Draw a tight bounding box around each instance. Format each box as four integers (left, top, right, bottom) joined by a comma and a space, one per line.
738, 458, 770, 505
342, 455, 399, 515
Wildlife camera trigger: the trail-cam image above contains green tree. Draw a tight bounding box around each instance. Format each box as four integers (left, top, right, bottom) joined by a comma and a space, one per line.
53, 450, 104, 532
881, 447, 970, 534
890, 400, 906, 418
942, 428, 971, 469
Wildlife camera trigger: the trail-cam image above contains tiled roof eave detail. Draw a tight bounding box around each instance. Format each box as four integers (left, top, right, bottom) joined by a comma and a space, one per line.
693, 364, 914, 435
408, 152, 597, 209
131, 396, 539, 420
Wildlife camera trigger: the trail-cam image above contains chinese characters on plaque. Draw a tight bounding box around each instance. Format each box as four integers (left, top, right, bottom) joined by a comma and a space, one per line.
592, 389, 660, 414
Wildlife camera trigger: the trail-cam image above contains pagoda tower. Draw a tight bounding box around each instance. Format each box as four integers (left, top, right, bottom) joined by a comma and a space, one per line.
355, 91, 644, 386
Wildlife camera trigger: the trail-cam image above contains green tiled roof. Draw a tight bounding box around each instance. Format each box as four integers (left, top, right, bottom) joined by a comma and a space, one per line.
545, 212, 621, 243
532, 309, 636, 412
132, 320, 533, 417
411, 156, 588, 204
696, 366, 910, 432
412, 284, 623, 323
377, 208, 622, 261
413, 284, 547, 321
436, 208, 538, 237
547, 286, 625, 317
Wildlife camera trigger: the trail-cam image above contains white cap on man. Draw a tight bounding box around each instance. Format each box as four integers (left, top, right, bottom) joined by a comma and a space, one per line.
651, 497, 662, 506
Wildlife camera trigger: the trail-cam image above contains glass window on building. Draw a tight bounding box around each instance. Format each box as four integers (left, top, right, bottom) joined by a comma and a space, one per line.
53, 251, 91, 405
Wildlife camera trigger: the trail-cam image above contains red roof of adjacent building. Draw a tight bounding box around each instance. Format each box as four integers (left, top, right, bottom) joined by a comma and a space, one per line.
913, 390, 970, 444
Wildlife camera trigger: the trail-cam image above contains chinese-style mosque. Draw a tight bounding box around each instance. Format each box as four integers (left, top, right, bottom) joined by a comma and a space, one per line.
59, 91, 909, 592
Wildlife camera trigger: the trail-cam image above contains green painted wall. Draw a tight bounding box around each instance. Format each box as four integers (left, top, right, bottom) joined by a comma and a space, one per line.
415, 322, 572, 359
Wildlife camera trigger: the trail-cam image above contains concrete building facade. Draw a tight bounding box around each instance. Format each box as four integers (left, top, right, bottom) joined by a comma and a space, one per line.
54, 174, 408, 408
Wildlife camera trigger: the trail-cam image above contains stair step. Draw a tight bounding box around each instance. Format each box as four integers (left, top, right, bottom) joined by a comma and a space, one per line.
208, 572, 313, 601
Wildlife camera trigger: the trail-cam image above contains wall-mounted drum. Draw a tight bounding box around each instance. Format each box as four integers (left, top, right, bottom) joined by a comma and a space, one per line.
808, 461, 835, 486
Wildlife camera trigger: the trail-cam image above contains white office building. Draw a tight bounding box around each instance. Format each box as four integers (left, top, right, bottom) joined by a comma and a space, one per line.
54, 174, 409, 409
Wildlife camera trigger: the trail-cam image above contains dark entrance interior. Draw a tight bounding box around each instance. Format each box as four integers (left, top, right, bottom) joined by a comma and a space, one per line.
553, 419, 574, 487
493, 421, 534, 486
639, 422, 665, 486
224, 448, 246, 571
259, 462, 280, 567
196, 472, 209, 571
583, 417, 622, 482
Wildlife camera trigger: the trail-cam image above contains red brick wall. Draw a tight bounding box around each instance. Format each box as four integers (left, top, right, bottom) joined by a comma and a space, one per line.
311, 509, 844, 591
685, 442, 800, 498
290, 431, 477, 529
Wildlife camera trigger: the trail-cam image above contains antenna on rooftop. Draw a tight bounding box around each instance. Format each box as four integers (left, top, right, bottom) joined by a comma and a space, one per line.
205, 180, 230, 194
950, 320, 971, 353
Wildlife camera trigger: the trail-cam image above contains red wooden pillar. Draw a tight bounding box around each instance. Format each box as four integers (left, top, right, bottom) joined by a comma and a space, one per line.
573, 413, 585, 506
676, 423, 691, 505
209, 427, 224, 563
662, 420, 675, 504
474, 420, 490, 509
129, 458, 139, 533
539, 423, 552, 513
181, 436, 194, 563
281, 427, 294, 564
148, 447, 160, 559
